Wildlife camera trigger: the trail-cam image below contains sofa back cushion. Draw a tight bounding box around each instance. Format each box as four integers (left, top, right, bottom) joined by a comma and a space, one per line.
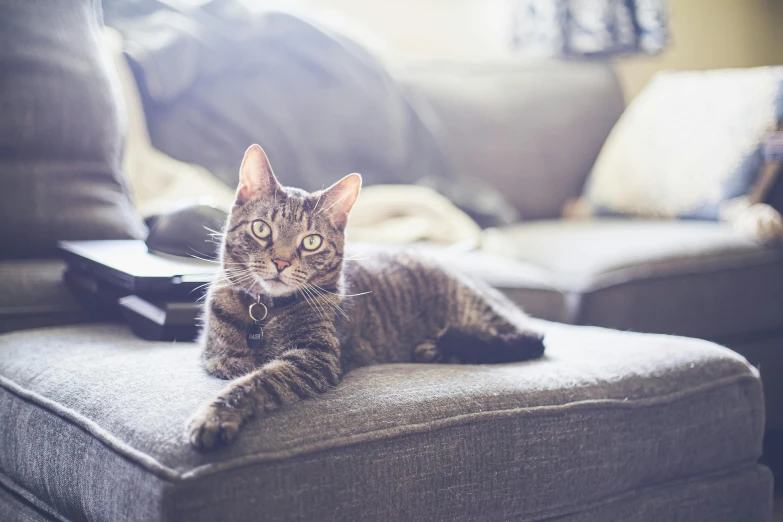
0, 0, 146, 258
398, 60, 625, 220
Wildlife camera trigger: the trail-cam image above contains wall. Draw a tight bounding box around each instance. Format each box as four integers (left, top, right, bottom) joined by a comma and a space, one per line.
304, 0, 513, 60
305, 0, 783, 100
614, 0, 783, 100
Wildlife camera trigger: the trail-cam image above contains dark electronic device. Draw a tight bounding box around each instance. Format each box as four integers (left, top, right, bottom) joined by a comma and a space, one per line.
145, 204, 228, 259
58, 240, 216, 296
119, 295, 202, 342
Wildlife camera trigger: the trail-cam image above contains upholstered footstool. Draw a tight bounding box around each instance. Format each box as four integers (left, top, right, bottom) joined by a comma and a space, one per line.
0, 321, 772, 521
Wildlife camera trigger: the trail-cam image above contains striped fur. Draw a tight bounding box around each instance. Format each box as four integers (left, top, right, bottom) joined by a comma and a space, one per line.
187, 146, 545, 450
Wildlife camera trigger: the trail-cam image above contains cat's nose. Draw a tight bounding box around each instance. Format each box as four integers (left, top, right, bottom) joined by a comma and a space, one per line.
273, 259, 291, 272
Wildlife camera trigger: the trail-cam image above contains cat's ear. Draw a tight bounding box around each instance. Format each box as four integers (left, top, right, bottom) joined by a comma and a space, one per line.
315, 173, 362, 228
236, 144, 282, 205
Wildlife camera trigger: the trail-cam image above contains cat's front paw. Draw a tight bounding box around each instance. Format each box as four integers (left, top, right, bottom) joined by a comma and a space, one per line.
186, 405, 243, 450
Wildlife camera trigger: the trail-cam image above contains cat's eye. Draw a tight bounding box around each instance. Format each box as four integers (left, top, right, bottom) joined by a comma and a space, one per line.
250, 220, 271, 240
301, 234, 323, 251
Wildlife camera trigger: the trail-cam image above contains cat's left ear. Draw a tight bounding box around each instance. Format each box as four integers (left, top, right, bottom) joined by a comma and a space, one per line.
236, 144, 282, 205
314, 173, 362, 228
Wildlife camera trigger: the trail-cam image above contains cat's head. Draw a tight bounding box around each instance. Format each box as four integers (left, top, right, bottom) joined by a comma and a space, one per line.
221, 144, 361, 297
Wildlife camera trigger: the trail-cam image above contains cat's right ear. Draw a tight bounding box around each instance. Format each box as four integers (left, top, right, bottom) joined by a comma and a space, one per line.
236, 144, 282, 205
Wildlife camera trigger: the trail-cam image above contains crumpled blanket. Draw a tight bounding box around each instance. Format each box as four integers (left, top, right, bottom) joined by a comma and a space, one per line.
347, 185, 482, 247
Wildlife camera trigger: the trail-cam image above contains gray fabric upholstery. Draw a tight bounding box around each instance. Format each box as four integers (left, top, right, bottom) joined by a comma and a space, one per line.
0, 465, 772, 522
0, 0, 146, 259
398, 60, 625, 220
0, 477, 55, 522
731, 334, 783, 431
0, 322, 766, 521
490, 219, 783, 339
447, 250, 567, 322
549, 465, 772, 522
0, 260, 91, 333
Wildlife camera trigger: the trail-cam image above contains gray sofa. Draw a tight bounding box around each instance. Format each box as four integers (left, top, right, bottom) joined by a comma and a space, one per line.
0, 3, 777, 520
0, 60, 776, 522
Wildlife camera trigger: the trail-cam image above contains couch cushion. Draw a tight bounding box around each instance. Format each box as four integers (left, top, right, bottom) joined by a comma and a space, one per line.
398, 60, 625, 220
0, 0, 146, 258
0, 463, 772, 522
0, 322, 764, 522
0, 260, 92, 333
486, 219, 783, 339
372, 243, 569, 323
445, 249, 567, 322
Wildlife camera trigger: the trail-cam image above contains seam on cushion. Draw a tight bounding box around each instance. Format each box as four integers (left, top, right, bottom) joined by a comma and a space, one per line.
0, 471, 72, 522
0, 374, 179, 480
1, 372, 763, 481
180, 374, 763, 479
0, 372, 762, 482
0, 305, 84, 315
576, 250, 783, 293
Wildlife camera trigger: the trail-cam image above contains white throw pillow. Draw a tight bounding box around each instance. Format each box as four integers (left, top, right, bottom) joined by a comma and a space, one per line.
580, 66, 783, 220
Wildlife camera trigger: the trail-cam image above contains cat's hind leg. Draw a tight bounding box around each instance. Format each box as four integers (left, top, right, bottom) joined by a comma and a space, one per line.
434, 325, 544, 364
434, 278, 545, 364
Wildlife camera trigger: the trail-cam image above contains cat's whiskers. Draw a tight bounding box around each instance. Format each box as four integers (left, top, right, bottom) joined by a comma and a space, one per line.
221, 268, 256, 279
191, 280, 218, 295
313, 192, 348, 216
296, 284, 327, 321
312, 283, 371, 299
339, 251, 368, 262
187, 251, 221, 264
300, 281, 334, 321
222, 270, 261, 291
204, 226, 224, 237
311, 186, 325, 213
305, 283, 350, 321
301, 284, 331, 321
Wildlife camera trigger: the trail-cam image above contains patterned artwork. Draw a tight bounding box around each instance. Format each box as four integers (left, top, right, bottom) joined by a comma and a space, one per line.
513, 0, 668, 56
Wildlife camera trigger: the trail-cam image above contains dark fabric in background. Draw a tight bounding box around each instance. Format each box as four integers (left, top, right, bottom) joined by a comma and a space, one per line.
103, 0, 519, 227
0, 0, 147, 259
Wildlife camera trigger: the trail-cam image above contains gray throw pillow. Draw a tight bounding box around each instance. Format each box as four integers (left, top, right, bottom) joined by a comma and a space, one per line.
0, 0, 146, 258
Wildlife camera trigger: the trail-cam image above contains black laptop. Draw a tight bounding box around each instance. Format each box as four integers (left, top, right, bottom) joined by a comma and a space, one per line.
58, 240, 216, 296
58, 240, 216, 341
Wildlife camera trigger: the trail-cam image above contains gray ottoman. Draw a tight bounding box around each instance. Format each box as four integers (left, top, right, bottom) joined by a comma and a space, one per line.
0, 321, 772, 521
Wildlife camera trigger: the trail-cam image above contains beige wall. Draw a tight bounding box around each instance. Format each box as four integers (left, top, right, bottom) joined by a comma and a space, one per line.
304, 0, 513, 60
615, 0, 783, 100
306, 0, 783, 100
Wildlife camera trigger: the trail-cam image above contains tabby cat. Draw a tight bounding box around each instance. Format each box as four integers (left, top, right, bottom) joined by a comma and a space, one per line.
187, 145, 545, 450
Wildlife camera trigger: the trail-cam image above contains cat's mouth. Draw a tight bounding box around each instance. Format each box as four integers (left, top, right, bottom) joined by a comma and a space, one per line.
253, 273, 293, 296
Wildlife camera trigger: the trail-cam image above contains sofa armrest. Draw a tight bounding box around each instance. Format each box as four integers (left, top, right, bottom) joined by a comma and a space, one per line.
396, 59, 625, 220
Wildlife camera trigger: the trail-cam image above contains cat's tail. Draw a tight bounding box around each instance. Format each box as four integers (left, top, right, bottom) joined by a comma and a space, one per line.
435, 326, 545, 364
